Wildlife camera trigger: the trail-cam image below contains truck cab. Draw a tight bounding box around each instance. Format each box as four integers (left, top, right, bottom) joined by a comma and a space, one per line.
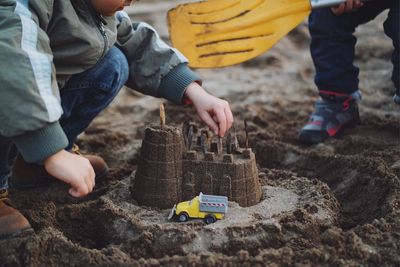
168, 193, 228, 224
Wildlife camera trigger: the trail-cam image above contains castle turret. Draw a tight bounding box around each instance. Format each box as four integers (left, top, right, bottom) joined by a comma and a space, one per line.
132, 126, 183, 208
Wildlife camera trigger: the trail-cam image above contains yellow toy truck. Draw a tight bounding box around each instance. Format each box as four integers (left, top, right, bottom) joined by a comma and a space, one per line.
168, 193, 228, 224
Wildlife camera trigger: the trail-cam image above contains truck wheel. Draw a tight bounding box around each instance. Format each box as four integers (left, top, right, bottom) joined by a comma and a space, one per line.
178, 213, 188, 222
204, 215, 216, 224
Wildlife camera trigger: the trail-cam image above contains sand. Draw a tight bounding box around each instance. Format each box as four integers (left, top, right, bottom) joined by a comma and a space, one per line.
1, 1, 399, 266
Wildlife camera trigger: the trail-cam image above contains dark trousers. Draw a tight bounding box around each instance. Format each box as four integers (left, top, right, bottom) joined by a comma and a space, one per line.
309, 0, 399, 95
0, 46, 129, 189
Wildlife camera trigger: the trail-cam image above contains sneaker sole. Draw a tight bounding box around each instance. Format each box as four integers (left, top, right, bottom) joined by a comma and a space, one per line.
299, 117, 361, 145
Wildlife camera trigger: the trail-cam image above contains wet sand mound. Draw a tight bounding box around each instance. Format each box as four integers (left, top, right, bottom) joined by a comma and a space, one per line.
2, 169, 341, 266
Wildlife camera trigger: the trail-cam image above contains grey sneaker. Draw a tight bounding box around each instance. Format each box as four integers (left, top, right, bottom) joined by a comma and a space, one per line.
299, 90, 361, 144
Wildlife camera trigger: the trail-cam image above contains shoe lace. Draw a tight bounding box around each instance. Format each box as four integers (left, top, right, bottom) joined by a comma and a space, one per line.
315, 100, 343, 118
0, 189, 13, 206
71, 144, 82, 156
0, 189, 8, 201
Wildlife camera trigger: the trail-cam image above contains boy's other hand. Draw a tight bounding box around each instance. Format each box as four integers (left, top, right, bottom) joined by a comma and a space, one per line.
44, 150, 95, 198
184, 82, 233, 137
331, 0, 364, 15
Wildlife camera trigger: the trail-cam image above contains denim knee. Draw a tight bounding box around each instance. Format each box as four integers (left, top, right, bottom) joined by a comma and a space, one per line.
101, 46, 129, 98
59, 47, 130, 148
62, 46, 129, 97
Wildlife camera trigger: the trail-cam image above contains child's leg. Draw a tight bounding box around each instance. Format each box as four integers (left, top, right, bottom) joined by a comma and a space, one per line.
383, 1, 399, 99
309, 0, 392, 94
59, 46, 129, 149
300, 1, 393, 143
9, 47, 128, 188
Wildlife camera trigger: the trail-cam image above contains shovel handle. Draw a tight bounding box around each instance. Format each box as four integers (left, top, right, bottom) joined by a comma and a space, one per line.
311, 0, 369, 9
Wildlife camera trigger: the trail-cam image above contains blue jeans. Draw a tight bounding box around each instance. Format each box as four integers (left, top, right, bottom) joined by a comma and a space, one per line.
0, 46, 129, 190
309, 0, 399, 95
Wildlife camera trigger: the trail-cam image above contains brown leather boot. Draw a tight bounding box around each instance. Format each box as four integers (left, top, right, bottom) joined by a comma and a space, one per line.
10, 145, 109, 189
0, 189, 33, 240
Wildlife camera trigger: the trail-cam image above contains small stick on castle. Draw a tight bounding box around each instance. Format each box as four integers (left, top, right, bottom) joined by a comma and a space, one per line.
131, 103, 262, 209
159, 103, 165, 129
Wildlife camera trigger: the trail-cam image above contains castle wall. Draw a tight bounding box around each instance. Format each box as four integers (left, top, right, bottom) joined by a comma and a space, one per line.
182, 149, 262, 207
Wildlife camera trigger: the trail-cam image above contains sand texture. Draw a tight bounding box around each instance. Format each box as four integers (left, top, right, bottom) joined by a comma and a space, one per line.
1, 1, 399, 266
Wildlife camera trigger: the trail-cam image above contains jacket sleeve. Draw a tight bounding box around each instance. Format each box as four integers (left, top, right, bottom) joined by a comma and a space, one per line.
115, 11, 201, 104
0, 1, 68, 163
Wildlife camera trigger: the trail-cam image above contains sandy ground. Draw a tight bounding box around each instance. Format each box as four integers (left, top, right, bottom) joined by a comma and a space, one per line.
1, 1, 399, 266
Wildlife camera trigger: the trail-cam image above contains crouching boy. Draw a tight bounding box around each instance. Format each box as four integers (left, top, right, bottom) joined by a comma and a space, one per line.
0, 0, 233, 239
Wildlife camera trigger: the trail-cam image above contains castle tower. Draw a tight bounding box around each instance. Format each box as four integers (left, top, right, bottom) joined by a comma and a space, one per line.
132, 126, 183, 208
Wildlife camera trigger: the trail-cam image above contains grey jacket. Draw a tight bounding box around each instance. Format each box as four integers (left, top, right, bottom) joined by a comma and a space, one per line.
0, 0, 200, 163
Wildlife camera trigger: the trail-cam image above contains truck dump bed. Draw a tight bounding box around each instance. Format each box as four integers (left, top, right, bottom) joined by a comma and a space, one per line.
199, 193, 228, 214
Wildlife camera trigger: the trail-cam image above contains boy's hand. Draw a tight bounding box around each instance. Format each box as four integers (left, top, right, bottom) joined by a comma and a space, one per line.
184, 82, 233, 137
44, 150, 95, 198
331, 0, 364, 15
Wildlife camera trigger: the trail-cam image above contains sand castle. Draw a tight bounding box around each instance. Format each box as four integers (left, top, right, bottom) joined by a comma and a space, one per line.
131, 105, 262, 209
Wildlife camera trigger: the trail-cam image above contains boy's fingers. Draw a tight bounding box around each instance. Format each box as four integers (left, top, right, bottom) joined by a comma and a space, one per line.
355, 0, 363, 9
69, 185, 88, 198
87, 168, 95, 191
85, 176, 94, 193
79, 183, 90, 196
332, 4, 345, 15
345, 0, 355, 12
68, 188, 79, 198
69, 179, 90, 197
225, 105, 234, 130
214, 106, 227, 137
199, 111, 219, 135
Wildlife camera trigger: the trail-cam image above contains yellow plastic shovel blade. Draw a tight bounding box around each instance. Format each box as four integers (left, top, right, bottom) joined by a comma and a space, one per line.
168, 0, 312, 68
